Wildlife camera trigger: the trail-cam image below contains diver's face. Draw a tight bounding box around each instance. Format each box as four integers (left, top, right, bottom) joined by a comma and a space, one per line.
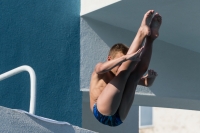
108, 52, 124, 74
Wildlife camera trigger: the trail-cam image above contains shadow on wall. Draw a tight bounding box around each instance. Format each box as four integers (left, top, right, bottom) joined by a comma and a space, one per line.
82, 17, 137, 48
80, 17, 137, 90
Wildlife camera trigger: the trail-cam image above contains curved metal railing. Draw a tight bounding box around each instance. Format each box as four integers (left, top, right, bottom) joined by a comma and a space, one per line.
0, 65, 36, 114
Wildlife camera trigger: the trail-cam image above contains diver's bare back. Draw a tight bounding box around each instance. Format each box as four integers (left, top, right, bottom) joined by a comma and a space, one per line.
89, 71, 115, 111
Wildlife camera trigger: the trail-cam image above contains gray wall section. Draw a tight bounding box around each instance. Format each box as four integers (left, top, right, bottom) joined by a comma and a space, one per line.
0, 0, 81, 126
80, 17, 136, 90
133, 39, 200, 110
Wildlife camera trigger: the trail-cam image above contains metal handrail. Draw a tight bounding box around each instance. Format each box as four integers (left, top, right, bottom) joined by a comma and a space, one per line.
0, 65, 36, 114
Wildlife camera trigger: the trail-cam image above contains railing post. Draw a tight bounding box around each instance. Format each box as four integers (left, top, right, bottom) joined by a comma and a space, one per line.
0, 65, 36, 114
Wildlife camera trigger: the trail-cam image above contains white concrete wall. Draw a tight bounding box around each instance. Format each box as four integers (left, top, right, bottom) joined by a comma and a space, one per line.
81, 0, 121, 15
0, 106, 96, 133
140, 107, 200, 133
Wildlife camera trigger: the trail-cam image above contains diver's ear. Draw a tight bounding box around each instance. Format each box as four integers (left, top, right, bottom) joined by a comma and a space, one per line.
107, 56, 111, 61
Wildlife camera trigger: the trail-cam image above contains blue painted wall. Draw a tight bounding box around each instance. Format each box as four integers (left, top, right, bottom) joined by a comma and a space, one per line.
0, 0, 81, 126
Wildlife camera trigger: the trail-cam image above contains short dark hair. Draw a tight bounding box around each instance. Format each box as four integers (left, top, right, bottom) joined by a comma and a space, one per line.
108, 43, 129, 58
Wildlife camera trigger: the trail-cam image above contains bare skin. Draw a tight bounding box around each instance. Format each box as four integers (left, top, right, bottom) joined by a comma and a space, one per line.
89, 48, 143, 109
89, 10, 162, 122
117, 13, 162, 121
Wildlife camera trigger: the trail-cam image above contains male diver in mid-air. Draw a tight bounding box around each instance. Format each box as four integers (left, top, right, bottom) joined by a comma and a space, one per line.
89, 10, 162, 126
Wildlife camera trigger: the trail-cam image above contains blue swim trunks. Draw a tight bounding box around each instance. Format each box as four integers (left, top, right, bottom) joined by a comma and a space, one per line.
93, 103, 123, 127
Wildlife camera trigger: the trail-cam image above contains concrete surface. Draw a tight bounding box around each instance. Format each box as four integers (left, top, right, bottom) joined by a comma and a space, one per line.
0, 106, 96, 133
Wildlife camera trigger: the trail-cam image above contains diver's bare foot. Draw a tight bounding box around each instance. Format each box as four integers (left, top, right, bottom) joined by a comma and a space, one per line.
149, 13, 162, 39
139, 10, 154, 36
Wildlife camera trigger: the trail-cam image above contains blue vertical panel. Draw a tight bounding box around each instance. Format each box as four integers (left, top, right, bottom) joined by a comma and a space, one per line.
0, 0, 81, 126
140, 106, 153, 126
